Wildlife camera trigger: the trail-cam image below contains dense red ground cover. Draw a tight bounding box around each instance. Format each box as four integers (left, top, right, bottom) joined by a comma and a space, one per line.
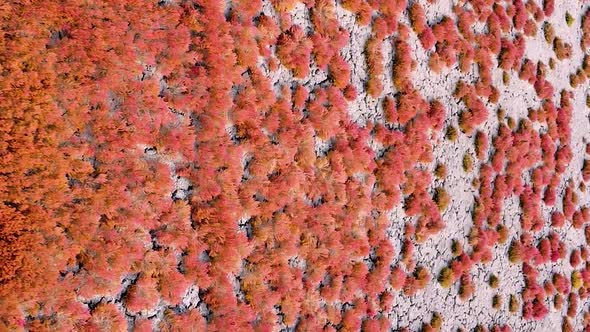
2, 0, 590, 330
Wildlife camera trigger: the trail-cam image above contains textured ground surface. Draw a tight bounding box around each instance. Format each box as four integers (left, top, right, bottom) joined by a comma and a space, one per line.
2, 0, 590, 331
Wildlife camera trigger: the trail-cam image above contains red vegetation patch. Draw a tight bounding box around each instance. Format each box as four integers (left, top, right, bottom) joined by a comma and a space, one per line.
3, 0, 590, 330
277, 25, 313, 78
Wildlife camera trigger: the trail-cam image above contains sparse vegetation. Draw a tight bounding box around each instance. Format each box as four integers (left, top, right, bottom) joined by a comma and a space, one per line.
452, 239, 463, 257
434, 163, 447, 179
438, 267, 454, 288
489, 274, 499, 289
446, 125, 458, 141
434, 187, 450, 211
492, 294, 502, 309
566, 12, 574, 27
509, 294, 519, 313
463, 153, 474, 172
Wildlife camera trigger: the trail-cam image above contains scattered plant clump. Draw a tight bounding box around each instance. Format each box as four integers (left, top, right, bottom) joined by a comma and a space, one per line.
489, 274, 500, 289
566, 12, 574, 27
463, 153, 474, 172
434, 163, 448, 179
434, 187, 450, 211
446, 125, 459, 141
492, 294, 503, 309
